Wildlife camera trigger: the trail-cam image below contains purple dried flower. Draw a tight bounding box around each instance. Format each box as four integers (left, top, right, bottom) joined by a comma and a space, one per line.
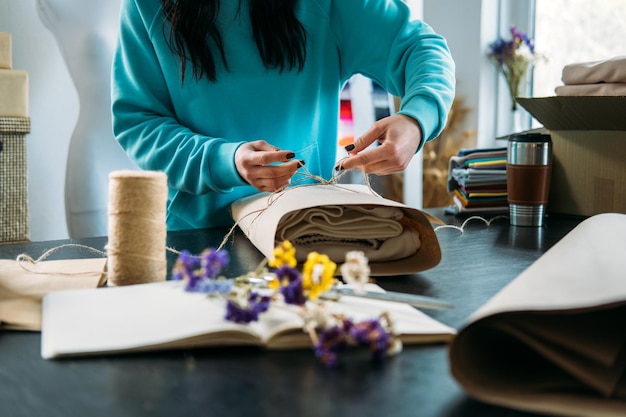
172, 250, 204, 290
275, 266, 306, 305
172, 248, 230, 293
281, 278, 306, 305
349, 319, 392, 360
200, 248, 229, 279
225, 292, 271, 324
195, 279, 234, 295
487, 25, 540, 110
313, 325, 348, 367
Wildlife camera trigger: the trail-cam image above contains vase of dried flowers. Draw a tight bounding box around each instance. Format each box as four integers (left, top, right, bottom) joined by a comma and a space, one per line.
488, 26, 539, 111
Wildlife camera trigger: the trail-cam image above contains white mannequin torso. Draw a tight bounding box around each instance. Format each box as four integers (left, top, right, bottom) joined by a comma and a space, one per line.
37, 0, 137, 238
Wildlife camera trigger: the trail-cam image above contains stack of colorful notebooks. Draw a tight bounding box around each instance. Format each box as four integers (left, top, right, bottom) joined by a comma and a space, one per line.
446, 147, 508, 215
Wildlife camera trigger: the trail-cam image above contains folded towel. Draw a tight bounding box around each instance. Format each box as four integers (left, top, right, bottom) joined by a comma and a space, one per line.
555, 83, 626, 96
562, 56, 626, 85
231, 184, 442, 276
278, 205, 419, 263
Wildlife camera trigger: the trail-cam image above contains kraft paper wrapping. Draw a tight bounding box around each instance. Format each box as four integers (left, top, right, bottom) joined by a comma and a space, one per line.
0, 258, 107, 331
0, 32, 11, 70
0, 69, 29, 117
449, 213, 626, 417
230, 184, 442, 276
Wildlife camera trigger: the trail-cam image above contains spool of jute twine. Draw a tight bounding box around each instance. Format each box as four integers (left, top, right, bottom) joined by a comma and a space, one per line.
106, 170, 168, 286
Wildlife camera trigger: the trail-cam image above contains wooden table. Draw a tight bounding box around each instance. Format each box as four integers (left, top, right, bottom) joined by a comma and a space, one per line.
0, 210, 583, 417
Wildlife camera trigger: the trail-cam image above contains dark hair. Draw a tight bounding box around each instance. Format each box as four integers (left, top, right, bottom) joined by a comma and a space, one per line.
161, 0, 307, 83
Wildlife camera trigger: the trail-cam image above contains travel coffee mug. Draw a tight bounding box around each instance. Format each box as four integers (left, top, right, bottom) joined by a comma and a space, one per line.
506, 133, 552, 227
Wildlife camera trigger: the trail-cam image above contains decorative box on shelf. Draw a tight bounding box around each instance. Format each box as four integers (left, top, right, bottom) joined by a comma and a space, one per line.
0, 116, 30, 242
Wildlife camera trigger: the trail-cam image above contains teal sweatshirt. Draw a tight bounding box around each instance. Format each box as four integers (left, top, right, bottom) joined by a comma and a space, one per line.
111, 0, 455, 231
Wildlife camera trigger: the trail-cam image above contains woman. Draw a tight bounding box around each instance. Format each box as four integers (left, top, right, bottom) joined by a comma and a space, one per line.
111, 0, 455, 231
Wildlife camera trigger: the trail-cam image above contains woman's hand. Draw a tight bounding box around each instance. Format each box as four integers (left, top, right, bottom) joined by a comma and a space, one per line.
336, 114, 423, 175
235, 140, 302, 192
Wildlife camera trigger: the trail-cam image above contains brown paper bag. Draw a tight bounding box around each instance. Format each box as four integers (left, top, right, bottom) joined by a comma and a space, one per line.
230, 184, 442, 276
449, 213, 626, 417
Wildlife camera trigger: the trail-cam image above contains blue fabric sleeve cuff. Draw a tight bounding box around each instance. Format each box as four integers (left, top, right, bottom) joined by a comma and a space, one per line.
210, 141, 247, 191
398, 94, 445, 151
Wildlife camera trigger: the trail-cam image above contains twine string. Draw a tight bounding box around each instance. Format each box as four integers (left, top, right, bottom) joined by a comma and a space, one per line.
106, 170, 169, 286
16, 243, 107, 276
14, 166, 509, 278
434, 215, 509, 233
216, 164, 376, 251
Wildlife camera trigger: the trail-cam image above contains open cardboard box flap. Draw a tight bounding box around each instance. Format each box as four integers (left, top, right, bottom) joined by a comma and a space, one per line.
517, 96, 626, 130
516, 96, 626, 217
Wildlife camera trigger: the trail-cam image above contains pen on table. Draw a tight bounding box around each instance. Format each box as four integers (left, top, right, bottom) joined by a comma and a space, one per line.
243, 276, 453, 310
320, 287, 454, 310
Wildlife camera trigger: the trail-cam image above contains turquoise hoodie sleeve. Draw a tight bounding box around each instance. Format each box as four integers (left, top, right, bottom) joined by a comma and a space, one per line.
325, 0, 456, 145
111, 0, 246, 195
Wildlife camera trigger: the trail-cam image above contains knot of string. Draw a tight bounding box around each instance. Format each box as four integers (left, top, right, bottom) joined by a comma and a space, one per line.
215, 162, 376, 252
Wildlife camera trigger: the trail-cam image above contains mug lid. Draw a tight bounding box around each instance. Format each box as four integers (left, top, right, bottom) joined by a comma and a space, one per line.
508, 132, 551, 143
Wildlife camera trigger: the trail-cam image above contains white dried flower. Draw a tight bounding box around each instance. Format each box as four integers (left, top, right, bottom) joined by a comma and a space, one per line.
340, 251, 370, 292
300, 302, 335, 331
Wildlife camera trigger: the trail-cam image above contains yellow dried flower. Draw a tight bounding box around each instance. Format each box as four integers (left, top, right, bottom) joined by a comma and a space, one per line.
302, 252, 336, 299
268, 240, 298, 268
266, 275, 280, 290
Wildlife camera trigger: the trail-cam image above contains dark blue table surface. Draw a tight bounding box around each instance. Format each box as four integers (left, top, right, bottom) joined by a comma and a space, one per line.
0, 210, 583, 417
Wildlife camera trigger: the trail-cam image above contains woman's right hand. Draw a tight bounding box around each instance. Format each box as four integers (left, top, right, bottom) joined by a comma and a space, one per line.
234, 140, 302, 192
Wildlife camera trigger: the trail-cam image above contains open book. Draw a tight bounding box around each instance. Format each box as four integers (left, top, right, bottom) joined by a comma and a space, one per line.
41, 281, 455, 359
449, 213, 626, 417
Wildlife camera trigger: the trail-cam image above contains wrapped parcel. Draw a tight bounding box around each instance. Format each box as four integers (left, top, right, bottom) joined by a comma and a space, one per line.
231, 184, 442, 276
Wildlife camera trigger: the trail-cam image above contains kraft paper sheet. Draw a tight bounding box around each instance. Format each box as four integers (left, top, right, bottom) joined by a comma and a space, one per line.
0, 258, 107, 331
230, 184, 442, 276
449, 213, 626, 417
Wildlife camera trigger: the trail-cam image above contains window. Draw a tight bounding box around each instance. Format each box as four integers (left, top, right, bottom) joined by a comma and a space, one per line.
533, 0, 626, 98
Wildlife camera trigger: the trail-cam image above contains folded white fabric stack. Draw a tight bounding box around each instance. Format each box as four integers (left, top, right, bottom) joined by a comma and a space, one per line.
555, 56, 626, 96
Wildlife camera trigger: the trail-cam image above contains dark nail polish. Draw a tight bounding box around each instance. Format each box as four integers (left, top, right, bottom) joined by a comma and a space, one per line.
334, 165, 344, 172
297, 160, 306, 168
286, 152, 295, 159
344, 144, 355, 152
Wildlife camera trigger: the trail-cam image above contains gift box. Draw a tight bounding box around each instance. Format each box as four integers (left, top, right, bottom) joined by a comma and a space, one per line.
0, 32, 11, 70
0, 117, 31, 242
517, 96, 626, 217
0, 69, 29, 117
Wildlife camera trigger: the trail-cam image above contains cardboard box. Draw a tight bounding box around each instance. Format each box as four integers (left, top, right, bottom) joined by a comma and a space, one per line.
0, 32, 11, 70
517, 96, 626, 217
0, 69, 29, 117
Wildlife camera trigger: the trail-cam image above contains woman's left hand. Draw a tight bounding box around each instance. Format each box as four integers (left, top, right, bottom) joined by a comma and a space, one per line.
335, 114, 423, 175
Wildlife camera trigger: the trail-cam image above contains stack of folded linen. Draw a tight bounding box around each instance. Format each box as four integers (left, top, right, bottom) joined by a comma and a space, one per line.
555, 56, 626, 96
446, 147, 509, 215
